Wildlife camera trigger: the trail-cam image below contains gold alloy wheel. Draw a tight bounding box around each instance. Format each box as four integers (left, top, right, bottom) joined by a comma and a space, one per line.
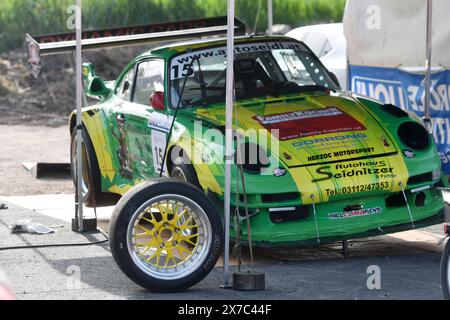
127, 194, 212, 280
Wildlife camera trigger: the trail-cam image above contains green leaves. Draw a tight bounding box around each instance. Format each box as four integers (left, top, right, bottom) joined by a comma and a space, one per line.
0, 0, 345, 53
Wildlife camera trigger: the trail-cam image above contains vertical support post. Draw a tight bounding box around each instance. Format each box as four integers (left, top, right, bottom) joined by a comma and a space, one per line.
267, 0, 273, 36
424, 0, 433, 132
222, 0, 235, 289
75, 0, 84, 232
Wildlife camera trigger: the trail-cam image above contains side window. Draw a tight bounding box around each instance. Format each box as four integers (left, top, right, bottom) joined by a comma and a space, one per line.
133, 60, 165, 106
116, 67, 135, 101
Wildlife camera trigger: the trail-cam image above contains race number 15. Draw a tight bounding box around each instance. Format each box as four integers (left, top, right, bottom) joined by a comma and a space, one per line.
171, 64, 194, 80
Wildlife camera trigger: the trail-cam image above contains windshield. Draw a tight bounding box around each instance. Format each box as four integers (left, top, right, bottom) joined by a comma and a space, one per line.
169, 40, 338, 109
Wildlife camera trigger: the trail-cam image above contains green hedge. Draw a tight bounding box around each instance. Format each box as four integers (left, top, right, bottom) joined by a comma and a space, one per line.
0, 0, 345, 52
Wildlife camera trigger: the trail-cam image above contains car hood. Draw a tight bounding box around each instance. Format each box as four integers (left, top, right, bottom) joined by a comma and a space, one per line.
195, 93, 398, 166
194, 93, 410, 204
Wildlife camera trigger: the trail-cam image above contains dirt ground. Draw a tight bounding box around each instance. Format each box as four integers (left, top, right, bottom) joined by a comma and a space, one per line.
0, 46, 151, 196
0, 46, 148, 127
0, 124, 74, 196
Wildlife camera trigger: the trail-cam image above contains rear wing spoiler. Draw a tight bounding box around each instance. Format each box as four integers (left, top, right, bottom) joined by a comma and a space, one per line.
25, 16, 246, 76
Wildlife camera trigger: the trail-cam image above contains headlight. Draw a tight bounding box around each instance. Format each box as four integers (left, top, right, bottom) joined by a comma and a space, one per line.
397, 121, 430, 150
235, 142, 270, 174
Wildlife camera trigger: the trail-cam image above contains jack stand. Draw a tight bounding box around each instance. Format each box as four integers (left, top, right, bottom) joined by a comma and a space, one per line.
71, 199, 97, 233
341, 240, 348, 257
220, 283, 233, 289
233, 271, 265, 291
71, 218, 97, 233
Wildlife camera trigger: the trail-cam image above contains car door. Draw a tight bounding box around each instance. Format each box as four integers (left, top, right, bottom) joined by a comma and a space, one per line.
109, 65, 136, 181
121, 59, 167, 179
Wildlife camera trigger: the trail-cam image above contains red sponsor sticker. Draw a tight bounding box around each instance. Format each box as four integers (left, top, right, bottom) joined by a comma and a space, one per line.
254, 107, 366, 140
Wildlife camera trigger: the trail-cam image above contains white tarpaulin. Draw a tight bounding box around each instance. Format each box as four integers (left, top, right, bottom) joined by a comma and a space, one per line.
344, 0, 450, 174
344, 0, 450, 68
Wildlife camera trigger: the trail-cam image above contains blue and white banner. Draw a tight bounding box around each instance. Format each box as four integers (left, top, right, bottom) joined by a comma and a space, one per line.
350, 65, 450, 173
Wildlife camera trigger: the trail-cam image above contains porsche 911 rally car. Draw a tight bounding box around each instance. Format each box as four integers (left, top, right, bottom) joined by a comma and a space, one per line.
70, 35, 445, 249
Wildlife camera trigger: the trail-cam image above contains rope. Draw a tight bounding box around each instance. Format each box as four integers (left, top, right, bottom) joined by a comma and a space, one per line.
399, 182, 415, 229
310, 194, 321, 244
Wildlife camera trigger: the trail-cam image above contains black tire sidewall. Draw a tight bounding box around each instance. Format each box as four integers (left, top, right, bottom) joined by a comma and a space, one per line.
70, 126, 101, 207
109, 178, 223, 292
441, 239, 450, 299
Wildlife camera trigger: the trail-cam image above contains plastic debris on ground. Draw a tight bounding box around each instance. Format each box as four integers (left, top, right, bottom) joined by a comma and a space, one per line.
8, 219, 62, 234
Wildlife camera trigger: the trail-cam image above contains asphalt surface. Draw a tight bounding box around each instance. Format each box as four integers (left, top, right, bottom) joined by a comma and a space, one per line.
0, 200, 447, 300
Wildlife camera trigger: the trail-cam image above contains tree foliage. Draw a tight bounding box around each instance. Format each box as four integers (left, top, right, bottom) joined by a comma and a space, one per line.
0, 0, 345, 52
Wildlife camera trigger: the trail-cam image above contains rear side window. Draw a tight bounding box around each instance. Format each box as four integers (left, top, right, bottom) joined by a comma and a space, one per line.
133, 60, 165, 106
116, 67, 135, 101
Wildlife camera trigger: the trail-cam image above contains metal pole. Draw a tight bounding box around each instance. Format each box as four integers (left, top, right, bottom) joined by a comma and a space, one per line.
75, 0, 84, 232
267, 0, 273, 36
223, 0, 235, 288
424, 0, 433, 131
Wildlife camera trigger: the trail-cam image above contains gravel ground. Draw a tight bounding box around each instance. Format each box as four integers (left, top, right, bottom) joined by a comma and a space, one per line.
0, 124, 73, 196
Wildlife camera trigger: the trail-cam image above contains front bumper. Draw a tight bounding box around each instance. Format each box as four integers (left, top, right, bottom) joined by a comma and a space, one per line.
212, 187, 445, 247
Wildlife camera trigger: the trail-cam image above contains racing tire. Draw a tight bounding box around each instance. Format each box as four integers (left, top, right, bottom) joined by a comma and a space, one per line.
440, 239, 450, 299
109, 178, 223, 292
70, 126, 101, 207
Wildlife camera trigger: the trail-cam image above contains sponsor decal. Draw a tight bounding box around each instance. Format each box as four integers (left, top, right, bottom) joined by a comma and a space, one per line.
151, 130, 168, 176
171, 41, 306, 80
403, 149, 415, 158
410, 185, 431, 193
292, 133, 368, 149
254, 107, 365, 141
36, 17, 231, 43
273, 168, 286, 177
147, 113, 174, 133
27, 40, 41, 78
328, 206, 382, 220
306, 147, 375, 163
312, 160, 395, 183
256, 107, 342, 124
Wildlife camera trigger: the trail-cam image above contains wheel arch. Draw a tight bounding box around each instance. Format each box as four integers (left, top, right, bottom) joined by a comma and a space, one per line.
166, 144, 222, 194
69, 109, 112, 195
69, 112, 77, 134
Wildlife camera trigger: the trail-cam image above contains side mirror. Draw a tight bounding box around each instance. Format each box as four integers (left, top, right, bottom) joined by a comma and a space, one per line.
82, 63, 111, 100
150, 91, 165, 111
328, 72, 341, 89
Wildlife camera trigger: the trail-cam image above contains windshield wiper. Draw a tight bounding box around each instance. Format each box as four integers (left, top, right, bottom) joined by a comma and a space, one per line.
185, 95, 224, 108
265, 83, 332, 98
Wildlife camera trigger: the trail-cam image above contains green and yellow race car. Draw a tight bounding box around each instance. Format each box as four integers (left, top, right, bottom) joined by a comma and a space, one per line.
71, 35, 445, 248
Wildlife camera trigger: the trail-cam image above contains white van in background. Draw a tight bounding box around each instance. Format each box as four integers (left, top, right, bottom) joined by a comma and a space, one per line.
286, 23, 347, 90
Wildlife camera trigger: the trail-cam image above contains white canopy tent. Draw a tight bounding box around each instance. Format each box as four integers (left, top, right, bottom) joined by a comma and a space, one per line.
344, 0, 450, 173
